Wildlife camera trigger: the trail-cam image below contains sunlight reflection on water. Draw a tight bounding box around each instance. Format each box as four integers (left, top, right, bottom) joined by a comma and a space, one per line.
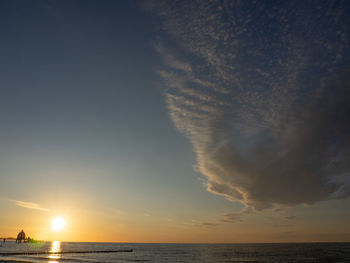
48, 240, 61, 263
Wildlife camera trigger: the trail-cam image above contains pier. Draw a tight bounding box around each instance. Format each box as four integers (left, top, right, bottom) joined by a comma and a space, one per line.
0, 249, 133, 256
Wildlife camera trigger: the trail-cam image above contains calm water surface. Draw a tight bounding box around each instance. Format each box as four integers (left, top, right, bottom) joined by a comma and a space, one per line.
0, 241, 349, 263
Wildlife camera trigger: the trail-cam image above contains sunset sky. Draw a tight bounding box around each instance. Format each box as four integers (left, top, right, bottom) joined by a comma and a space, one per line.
0, 0, 350, 243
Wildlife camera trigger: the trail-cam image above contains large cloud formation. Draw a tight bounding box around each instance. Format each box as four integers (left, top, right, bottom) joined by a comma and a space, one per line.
146, 1, 350, 210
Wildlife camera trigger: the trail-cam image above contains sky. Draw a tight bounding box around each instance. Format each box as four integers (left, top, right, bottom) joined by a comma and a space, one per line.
0, 0, 350, 243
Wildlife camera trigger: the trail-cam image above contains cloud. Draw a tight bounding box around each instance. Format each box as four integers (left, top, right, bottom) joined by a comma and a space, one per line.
191, 208, 252, 227
272, 207, 297, 220
284, 215, 296, 220
218, 207, 252, 223
147, 1, 350, 210
192, 220, 220, 227
14, 200, 50, 212
218, 212, 243, 223
106, 208, 125, 216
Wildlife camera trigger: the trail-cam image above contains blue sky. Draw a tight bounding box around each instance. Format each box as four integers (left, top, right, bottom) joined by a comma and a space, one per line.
0, 1, 236, 232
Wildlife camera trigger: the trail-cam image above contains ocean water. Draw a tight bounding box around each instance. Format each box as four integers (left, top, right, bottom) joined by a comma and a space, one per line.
0, 241, 349, 263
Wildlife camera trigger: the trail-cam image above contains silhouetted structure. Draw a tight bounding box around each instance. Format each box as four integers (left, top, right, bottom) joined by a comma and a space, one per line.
16, 230, 26, 243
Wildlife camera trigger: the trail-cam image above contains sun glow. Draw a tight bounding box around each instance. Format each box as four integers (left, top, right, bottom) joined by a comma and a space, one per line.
51, 217, 66, 231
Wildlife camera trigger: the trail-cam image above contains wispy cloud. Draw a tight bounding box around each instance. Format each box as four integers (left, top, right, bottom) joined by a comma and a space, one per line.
190, 208, 252, 227
146, 1, 350, 211
192, 220, 220, 227
272, 207, 297, 221
14, 200, 50, 212
106, 208, 125, 216
284, 215, 297, 220
218, 208, 252, 223
188, 219, 220, 228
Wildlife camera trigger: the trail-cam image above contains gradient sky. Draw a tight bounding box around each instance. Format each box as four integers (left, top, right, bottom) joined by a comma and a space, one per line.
0, 0, 350, 243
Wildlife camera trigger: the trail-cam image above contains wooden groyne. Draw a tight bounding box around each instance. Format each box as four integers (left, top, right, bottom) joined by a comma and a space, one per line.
0, 249, 133, 256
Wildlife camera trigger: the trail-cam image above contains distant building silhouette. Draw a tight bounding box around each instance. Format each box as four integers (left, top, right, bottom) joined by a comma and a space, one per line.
16, 230, 26, 243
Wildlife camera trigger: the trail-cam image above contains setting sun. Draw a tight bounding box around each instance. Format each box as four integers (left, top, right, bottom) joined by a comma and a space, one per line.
51, 217, 66, 231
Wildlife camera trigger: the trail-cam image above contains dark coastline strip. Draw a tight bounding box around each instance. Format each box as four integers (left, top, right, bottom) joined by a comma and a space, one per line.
0, 249, 133, 256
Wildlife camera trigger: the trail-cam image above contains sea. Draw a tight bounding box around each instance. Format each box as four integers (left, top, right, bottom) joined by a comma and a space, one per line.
0, 241, 349, 263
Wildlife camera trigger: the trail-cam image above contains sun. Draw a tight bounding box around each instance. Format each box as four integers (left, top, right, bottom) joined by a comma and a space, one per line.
51, 217, 66, 231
